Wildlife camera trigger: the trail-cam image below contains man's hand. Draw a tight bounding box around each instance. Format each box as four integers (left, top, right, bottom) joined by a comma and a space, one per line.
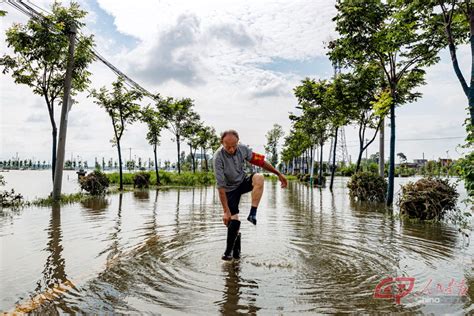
222, 211, 231, 226
279, 174, 288, 188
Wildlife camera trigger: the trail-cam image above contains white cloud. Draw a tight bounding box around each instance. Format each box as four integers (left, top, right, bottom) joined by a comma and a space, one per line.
0, 0, 471, 168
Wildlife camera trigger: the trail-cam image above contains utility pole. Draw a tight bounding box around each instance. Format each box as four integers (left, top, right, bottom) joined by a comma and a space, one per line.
365, 138, 369, 170
53, 24, 76, 200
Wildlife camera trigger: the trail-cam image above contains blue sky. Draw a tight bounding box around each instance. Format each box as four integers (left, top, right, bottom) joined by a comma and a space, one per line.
255, 56, 334, 79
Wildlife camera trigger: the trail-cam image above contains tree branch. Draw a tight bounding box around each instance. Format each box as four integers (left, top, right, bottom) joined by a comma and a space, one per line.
439, 0, 469, 96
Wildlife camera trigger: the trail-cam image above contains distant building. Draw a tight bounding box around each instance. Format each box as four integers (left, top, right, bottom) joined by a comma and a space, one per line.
413, 159, 427, 167
402, 162, 418, 169
438, 158, 453, 167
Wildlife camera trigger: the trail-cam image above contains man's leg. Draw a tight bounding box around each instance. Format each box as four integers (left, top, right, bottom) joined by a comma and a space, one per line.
251, 173, 264, 207
222, 190, 241, 261
248, 173, 264, 225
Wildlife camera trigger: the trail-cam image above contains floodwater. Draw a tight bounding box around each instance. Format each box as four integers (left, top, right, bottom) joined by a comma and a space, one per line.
0, 172, 472, 314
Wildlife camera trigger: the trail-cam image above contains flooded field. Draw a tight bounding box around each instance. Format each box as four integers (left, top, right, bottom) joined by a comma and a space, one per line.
0, 172, 472, 314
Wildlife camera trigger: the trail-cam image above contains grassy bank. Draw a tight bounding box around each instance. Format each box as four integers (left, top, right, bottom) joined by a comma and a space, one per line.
31, 193, 89, 206
263, 173, 298, 181
106, 171, 215, 187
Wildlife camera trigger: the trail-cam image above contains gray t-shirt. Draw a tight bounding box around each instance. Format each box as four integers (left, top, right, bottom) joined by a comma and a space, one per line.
213, 144, 253, 192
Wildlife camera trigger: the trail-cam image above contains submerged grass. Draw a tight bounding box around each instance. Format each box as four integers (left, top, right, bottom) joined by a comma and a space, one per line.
106, 171, 215, 187
32, 193, 89, 206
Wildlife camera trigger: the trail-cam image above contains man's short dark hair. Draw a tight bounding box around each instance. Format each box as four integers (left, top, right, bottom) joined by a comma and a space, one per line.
220, 129, 239, 141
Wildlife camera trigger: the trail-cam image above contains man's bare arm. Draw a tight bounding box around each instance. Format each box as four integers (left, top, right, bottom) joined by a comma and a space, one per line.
261, 160, 288, 188
218, 188, 231, 213
261, 161, 281, 176
218, 188, 232, 225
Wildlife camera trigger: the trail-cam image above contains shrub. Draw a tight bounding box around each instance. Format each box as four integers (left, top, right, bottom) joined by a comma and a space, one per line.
134, 172, 151, 188
316, 174, 326, 186
0, 175, 27, 208
347, 172, 387, 202
79, 170, 109, 195
456, 151, 474, 198
339, 164, 356, 176
0, 189, 26, 208
398, 177, 459, 221
107, 172, 134, 185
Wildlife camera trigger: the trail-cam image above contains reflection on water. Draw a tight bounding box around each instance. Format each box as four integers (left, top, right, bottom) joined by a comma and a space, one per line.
80, 197, 109, 213
0, 177, 472, 314
219, 262, 260, 315
38, 205, 67, 292
133, 190, 150, 201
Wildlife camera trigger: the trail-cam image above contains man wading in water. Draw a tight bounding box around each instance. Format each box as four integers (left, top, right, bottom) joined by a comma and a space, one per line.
213, 129, 288, 261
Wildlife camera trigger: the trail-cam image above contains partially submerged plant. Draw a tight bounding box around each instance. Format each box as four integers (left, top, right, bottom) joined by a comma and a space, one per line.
133, 172, 151, 188
347, 172, 387, 203
398, 177, 458, 221
79, 170, 109, 195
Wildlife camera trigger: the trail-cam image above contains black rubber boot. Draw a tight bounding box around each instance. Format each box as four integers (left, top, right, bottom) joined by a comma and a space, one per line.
222, 220, 240, 261
233, 233, 241, 260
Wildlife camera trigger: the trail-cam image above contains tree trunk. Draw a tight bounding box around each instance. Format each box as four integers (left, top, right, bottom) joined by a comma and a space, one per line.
154, 143, 160, 185
356, 143, 364, 172
309, 145, 315, 185
200, 147, 203, 171
204, 148, 209, 172
356, 120, 366, 172
318, 140, 324, 186
189, 143, 195, 173
306, 148, 310, 173
444, 7, 473, 123
117, 141, 123, 191
176, 134, 181, 174
379, 118, 385, 177
386, 103, 396, 205
51, 127, 57, 182
330, 127, 338, 191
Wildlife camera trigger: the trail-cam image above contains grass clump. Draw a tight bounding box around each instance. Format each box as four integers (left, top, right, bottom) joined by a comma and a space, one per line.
79, 170, 110, 195
398, 177, 459, 221
347, 172, 387, 203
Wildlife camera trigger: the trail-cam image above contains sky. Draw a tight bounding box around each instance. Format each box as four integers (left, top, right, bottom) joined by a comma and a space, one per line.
0, 0, 471, 167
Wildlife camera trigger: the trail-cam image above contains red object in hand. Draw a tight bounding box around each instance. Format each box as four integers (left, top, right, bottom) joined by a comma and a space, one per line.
249, 152, 265, 167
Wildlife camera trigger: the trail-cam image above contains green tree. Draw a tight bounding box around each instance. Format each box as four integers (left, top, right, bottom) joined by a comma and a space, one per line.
397, 152, 407, 164
329, 0, 445, 205
324, 74, 355, 189
156, 97, 198, 174
0, 2, 94, 181
183, 117, 203, 173
264, 124, 285, 167
204, 127, 220, 171
90, 77, 143, 190
199, 126, 218, 171
341, 64, 386, 172
141, 105, 166, 184
410, 0, 472, 127
294, 78, 333, 185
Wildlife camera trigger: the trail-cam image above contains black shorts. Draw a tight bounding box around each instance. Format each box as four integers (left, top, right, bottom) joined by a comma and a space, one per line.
226, 173, 255, 215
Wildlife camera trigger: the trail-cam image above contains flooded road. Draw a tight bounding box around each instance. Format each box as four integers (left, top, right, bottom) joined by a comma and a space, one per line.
0, 175, 472, 314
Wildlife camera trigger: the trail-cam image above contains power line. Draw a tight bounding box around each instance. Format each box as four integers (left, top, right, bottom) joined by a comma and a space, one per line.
344, 136, 464, 144
4, 0, 159, 102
